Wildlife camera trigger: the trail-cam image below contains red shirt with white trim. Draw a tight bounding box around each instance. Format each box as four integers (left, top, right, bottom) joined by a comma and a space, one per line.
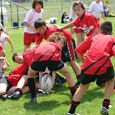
7, 48, 36, 86
76, 33, 115, 75
73, 13, 98, 36
35, 25, 73, 45
23, 48, 36, 67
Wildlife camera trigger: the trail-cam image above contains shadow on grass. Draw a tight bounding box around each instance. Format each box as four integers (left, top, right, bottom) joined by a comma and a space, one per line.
24, 100, 61, 112
81, 87, 103, 103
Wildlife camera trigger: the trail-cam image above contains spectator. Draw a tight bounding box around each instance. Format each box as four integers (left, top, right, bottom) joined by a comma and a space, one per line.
61, 11, 69, 23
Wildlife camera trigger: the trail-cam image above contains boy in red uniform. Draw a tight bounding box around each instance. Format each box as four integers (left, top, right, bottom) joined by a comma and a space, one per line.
67, 21, 115, 115
28, 32, 77, 102
34, 19, 81, 87
60, 1, 98, 43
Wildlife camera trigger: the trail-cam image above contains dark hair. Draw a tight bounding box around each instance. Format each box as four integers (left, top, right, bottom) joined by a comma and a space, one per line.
100, 21, 112, 35
72, 1, 85, 10
32, 0, 43, 9
0, 29, 3, 31
34, 19, 46, 29
12, 53, 19, 62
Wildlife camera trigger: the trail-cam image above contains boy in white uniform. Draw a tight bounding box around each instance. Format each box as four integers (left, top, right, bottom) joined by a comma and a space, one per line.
23, 0, 43, 51
89, 0, 105, 27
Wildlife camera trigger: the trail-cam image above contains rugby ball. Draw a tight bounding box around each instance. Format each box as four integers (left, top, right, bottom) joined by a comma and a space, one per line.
40, 73, 54, 92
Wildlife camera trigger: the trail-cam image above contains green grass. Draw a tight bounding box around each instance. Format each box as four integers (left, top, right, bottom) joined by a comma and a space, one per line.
0, 17, 115, 115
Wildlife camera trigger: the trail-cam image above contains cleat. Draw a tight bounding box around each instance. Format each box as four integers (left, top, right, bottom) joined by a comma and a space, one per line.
100, 106, 109, 115
7, 91, 21, 100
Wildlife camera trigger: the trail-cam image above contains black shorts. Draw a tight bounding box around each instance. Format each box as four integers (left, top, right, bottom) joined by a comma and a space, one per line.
31, 60, 64, 71
0, 72, 8, 85
80, 67, 114, 85
24, 69, 28, 75
62, 39, 77, 62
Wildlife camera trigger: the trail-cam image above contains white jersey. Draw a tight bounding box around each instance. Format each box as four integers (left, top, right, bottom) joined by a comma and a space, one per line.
0, 32, 9, 48
24, 8, 43, 33
88, 1, 104, 18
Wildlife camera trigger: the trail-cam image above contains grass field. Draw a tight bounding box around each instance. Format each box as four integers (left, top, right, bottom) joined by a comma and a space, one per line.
0, 17, 114, 115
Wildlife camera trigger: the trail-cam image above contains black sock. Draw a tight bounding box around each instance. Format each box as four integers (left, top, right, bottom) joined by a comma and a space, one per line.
28, 78, 36, 99
68, 100, 80, 114
102, 99, 110, 109
69, 86, 77, 96
76, 74, 82, 81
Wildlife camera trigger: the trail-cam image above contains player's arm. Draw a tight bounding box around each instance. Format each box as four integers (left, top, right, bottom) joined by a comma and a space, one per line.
6, 36, 14, 51
0, 56, 5, 61
60, 22, 74, 30
76, 36, 92, 62
23, 22, 36, 32
23, 11, 36, 32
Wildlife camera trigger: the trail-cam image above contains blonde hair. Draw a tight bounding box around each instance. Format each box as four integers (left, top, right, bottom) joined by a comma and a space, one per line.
48, 32, 66, 46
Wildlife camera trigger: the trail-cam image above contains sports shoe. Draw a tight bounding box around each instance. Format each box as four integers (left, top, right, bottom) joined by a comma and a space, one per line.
7, 91, 21, 99
100, 106, 109, 115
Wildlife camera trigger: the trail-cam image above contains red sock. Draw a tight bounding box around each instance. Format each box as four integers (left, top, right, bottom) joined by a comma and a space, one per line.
69, 86, 77, 96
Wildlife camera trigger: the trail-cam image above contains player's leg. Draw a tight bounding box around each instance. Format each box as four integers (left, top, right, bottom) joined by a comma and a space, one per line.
28, 67, 37, 102
67, 72, 96, 115
58, 64, 77, 96
97, 67, 114, 115
63, 39, 81, 87
28, 61, 46, 102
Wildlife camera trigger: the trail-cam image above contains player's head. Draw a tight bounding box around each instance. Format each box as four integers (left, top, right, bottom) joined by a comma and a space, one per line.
95, 0, 101, 3
32, 0, 43, 12
72, 1, 86, 17
12, 53, 24, 64
34, 19, 47, 35
48, 32, 66, 47
100, 21, 112, 35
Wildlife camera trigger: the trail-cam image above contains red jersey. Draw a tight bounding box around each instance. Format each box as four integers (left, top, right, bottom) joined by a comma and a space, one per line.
76, 33, 115, 75
73, 13, 98, 36
33, 42, 62, 62
23, 48, 36, 66
7, 48, 36, 86
7, 64, 28, 86
36, 25, 58, 45
0, 44, 3, 51
35, 25, 73, 45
